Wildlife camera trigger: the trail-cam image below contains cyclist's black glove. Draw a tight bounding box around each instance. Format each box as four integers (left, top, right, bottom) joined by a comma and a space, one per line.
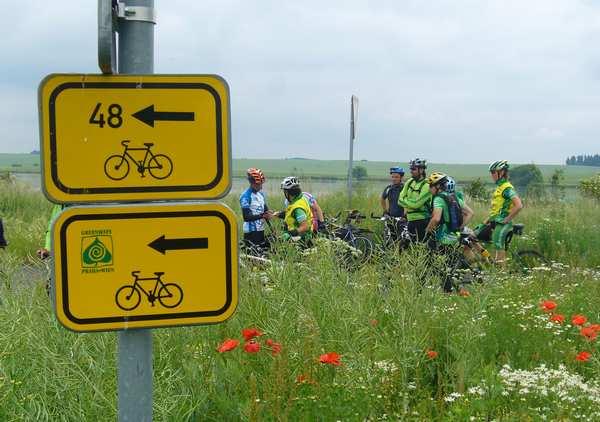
288, 229, 299, 237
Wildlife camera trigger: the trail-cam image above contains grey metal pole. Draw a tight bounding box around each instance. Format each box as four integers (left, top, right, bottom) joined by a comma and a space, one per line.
117, 1, 154, 421
347, 96, 355, 208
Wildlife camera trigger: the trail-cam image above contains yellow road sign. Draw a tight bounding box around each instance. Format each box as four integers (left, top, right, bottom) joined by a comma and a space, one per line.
38, 74, 231, 202
51, 202, 238, 332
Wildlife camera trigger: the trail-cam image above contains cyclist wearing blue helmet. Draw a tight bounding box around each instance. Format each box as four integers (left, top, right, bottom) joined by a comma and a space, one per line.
380, 166, 406, 219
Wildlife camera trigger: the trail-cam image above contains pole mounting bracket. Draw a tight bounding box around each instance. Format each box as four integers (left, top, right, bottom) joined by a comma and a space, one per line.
117, 2, 156, 24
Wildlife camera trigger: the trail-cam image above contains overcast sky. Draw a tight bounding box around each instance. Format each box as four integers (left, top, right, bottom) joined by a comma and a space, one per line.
1, 0, 600, 163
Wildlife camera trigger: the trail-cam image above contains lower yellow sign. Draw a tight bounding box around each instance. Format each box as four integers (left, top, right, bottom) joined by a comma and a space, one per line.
51, 202, 238, 332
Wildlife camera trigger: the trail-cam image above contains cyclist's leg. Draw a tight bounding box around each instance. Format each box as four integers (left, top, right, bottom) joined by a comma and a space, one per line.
492, 222, 512, 265
0, 218, 7, 248
243, 231, 267, 255
408, 218, 429, 243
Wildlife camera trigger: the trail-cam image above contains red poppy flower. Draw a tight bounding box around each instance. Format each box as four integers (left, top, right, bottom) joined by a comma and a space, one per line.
319, 352, 342, 366
217, 339, 239, 353
242, 328, 263, 341
580, 326, 598, 342
540, 300, 557, 313
572, 315, 587, 326
575, 351, 592, 362
426, 350, 438, 360
265, 339, 282, 355
458, 289, 470, 297
589, 324, 600, 333
369, 319, 378, 327
244, 340, 260, 353
550, 314, 565, 324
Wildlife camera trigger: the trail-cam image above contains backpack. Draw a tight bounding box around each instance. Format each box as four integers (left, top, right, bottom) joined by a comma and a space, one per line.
440, 192, 463, 232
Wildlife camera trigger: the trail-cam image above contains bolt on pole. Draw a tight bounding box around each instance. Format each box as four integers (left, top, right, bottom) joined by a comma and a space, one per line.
116, 1, 155, 421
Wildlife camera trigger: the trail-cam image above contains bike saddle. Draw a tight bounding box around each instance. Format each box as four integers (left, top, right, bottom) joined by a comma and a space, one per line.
154, 271, 165, 276
131, 270, 141, 276
513, 224, 524, 235
121, 140, 131, 146
144, 142, 154, 147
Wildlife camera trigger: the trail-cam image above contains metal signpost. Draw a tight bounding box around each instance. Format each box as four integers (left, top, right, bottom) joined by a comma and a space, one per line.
37, 1, 238, 420
347, 95, 358, 208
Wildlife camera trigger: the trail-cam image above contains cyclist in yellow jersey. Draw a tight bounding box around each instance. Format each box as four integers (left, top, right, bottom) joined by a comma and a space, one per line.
277, 176, 314, 245
483, 160, 523, 264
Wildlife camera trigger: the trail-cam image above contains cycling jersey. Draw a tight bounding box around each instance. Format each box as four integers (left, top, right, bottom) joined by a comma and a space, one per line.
284, 191, 319, 231
284, 194, 313, 239
382, 183, 405, 217
489, 179, 517, 223
432, 192, 465, 245
398, 177, 431, 222
240, 188, 268, 233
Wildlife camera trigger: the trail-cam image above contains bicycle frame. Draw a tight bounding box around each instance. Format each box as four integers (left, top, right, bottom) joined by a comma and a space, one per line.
119, 144, 155, 169
130, 273, 165, 300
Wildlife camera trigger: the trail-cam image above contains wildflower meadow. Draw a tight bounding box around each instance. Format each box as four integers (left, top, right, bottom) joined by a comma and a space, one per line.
1, 180, 600, 420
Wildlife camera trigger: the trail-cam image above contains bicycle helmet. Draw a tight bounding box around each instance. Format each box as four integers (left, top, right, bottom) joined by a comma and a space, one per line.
489, 160, 509, 172
247, 168, 265, 183
427, 172, 447, 187
445, 176, 456, 193
280, 176, 300, 190
389, 166, 405, 175
409, 158, 427, 169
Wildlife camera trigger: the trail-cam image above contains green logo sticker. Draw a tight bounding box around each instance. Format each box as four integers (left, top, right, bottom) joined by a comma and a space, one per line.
81, 229, 114, 273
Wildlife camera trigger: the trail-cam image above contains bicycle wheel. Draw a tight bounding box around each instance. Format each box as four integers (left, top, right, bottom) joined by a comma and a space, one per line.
158, 283, 183, 308
148, 154, 173, 179
104, 155, 130, 180
352, 235, 374, 262
115, 285, 141, 311
515, 250, 548, 271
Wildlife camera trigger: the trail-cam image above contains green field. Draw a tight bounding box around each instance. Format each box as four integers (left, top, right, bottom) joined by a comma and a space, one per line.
2, 153, 599, 185
1, 179, 600, 420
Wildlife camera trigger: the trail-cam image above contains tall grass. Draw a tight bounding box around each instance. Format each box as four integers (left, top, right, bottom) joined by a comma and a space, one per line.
1, 184, 599, 420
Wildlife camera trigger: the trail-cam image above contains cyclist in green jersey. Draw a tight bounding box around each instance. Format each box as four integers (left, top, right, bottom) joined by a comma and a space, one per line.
479, 160, 523, 265
425, 172, 473, 246
37, 204, 64, 259
398, 158, 431, 242
425, 172, 474, 292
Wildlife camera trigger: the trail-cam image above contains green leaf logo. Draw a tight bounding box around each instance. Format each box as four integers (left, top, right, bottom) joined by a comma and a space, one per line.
82, 237, 112, 266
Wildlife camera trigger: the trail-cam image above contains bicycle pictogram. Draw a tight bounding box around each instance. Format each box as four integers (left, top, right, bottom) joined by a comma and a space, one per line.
104, 140, 173, 180
115, 271, 183, 311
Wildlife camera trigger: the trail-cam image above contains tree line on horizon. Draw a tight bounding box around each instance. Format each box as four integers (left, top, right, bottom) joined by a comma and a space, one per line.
565, 154, 600, 167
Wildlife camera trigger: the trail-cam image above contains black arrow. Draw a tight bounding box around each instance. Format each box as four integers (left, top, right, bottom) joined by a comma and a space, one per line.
148, 235, 208, 254
132, 105, 195, 127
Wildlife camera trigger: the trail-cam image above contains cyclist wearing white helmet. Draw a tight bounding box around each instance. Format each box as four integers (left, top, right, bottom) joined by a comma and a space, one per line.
480, 160, 523, 264
278, 176, 314, 243
398, 158, 432, 242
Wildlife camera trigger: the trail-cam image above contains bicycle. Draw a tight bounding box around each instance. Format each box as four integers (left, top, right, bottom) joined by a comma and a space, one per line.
104, 140, 173, 180
447, 222, 548, 291
115, 271, 183, 311
323, 210, 375, 265
370, 213, 411, 250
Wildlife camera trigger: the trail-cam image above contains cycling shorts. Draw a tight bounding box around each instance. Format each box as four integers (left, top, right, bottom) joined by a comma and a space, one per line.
492, 222, 513, 250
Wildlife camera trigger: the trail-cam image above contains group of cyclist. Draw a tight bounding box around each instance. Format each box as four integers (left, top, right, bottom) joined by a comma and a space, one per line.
241, 158, 523, 268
